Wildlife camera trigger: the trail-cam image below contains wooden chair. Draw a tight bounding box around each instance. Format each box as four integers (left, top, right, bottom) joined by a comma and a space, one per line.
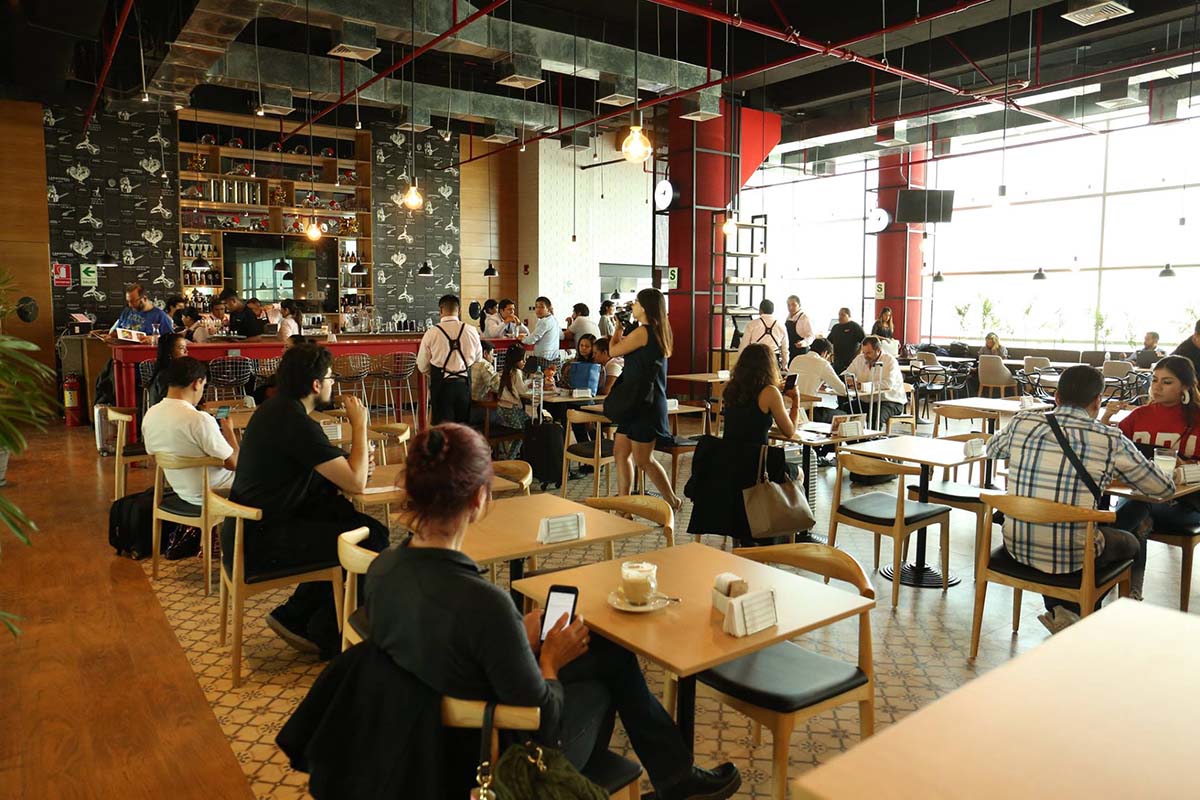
969, 493, 1130, 659
562, 409, 615, 498
584, 495, 675, 554
368, 421, 411, 464
653, 434, 699, 494
931, 404, 997, 439
828, 453, 953, 608
492, 460, 533, 496
109, 409, 153, 499
472, 398, 525, 455
441, 698, 643, 799
212, 491, 344, 688
906, 432, 992, 580
663, 543, 875, 800
978, 355, 1017, 398
1146, 524, 1200, 612
337, 527, 376, 652
150, 453, 224, 595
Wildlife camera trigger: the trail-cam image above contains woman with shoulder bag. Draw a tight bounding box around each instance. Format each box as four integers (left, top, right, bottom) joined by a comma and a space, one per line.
604, 288, 681, 509
364, 424, 741, 800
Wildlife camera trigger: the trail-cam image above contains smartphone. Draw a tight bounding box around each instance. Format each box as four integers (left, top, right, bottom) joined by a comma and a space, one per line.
783, 373, 798, 392
214, 406, 231, 420
540, 585, 579, 642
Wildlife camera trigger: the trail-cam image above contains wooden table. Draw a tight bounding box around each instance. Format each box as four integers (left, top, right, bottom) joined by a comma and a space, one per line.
841, 435, 986, 589
933, 397, 1052, 487
769, 422, 885, 505
793, 600, 1199, 800
580, 403, 706, 437
348, 464, 519, 511
512, 543, 873, 752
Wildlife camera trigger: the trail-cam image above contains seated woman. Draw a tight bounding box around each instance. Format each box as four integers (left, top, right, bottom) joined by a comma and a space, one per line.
147, 332, 187, 408
496, 343, 533, 432
870, 306, 895, 340
1105, 355, 1199, 599
364, 424, 741, 800
722, 342, 805, 447
980, 332, 1008, 358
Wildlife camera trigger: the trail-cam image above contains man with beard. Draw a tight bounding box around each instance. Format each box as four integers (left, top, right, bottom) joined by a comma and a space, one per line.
224, 342, 388, 657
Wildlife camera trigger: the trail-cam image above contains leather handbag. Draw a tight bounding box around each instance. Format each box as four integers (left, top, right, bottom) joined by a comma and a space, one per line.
472, 702, 607, 800
742, 445, 816, 539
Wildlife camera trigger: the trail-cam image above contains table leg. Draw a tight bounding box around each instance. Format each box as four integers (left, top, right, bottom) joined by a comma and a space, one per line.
984, 417, 998, 489
793, 444, 827, 545
508, 557, 525, 610
880, 464, 961, 589
675, 674, 696, 755
416, 372, 428, 430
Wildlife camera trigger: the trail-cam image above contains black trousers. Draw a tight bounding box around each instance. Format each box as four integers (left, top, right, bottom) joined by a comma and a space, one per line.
429, 376, 471, 425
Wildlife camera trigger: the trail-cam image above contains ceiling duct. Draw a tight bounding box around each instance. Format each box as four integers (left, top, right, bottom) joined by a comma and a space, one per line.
874, 121, 908, 147
483, 122, 518, 143
558, 129, 590, 151
1062, 0, 1135, 26
328, 20, 381, 61
678, 91, 722, 121
258, 85, 294, 115
496, 53, 544, 90
597, 75, 637, 107
397, 106, 432, 132
1094, 79, 1146, 109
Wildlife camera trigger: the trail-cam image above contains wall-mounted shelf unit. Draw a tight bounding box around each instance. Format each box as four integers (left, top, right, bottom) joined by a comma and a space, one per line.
708, 213, 768, 371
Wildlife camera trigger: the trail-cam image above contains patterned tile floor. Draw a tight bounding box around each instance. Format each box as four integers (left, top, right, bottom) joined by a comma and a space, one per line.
143, 418, 1196, 798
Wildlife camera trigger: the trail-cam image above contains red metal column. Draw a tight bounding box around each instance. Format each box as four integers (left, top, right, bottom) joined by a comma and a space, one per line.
874, 146, 925, 344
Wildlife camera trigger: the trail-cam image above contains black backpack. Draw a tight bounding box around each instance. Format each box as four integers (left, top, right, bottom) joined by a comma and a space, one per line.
521, 419, 565, 489
108, 487, 158, 559
948, 341, 973, 358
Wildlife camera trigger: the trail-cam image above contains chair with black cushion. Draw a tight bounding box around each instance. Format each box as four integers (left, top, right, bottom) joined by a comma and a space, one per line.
338, 527, 375, 652
213, 491, 344, 687
441, 699, 643, 800
970, 493, 1130, 659
663, 543, 875, 800
472, 398, 525, 456
1147, 524, 1200, 612
109, 409, 153, 499
912, 366, 950, 418
652, 434, 698, 494
828, 452, 953, 608
150, 453, 224, 595
562, 409, 615, 498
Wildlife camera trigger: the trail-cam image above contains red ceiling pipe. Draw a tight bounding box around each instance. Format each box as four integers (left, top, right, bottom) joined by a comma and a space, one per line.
646, 0, 1096, 133
82, 0, 137, 133
944, 35, 992, 83
448, 0, 992, 169
284, 0, 510, 142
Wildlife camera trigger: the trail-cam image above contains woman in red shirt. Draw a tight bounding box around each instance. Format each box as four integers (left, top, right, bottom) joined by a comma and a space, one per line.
1106, 356, 1200, 568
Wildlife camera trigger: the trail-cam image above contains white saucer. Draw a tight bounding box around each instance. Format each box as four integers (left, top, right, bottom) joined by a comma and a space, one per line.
607, 590, 670, 613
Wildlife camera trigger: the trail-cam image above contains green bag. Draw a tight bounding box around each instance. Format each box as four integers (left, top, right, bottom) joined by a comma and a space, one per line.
472, 702, 607, 800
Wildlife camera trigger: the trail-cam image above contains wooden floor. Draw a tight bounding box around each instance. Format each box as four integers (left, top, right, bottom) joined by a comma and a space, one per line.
0, 424, 252, 799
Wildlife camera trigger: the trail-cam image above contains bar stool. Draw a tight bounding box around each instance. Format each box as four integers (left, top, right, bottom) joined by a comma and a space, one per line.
369, 353, 417, 424
138, 361, 157, 411
333, 353, 371, 404
206, 356, 253, 403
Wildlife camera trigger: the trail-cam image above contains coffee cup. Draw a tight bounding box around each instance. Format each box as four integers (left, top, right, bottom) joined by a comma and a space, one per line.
620, 561, 658, 606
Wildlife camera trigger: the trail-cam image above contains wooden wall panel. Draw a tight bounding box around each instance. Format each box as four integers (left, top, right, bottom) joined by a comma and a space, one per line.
0, 101, 55, 367
459, 136, 519, 312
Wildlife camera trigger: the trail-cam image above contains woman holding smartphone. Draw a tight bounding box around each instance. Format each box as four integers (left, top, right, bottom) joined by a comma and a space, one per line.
363, 424, 740, 800
721, 343, 804, 446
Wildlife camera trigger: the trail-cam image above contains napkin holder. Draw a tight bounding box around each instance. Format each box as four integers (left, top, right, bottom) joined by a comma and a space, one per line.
1175, 463, 1200, 485
711, 572, 748, 615
839, 420, 864, 437
1020, 395, 1040, 409
571, 388, 592, 398
320, 420, 342, 441
963, 438, 986, 458
722, 589, 779, 637
717, 370, 731, 380
537, 512, 586, 544
666, 398, 679, 411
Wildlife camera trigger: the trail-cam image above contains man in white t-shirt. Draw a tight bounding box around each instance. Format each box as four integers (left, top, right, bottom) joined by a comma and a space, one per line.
738, 298, 786, 365
566, 302, 602, 345
142, 357, 238, 505
593, 337, 624, 396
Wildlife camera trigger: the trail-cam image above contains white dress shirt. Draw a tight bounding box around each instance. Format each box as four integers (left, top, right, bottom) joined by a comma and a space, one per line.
738, 315, 786, 361
787, 352, 847, 397
525, 314, 561, 360
567, 316, 601, 343
483, 313, 528, 339
278, 316, 299, 341
417, 315, 483, 377
844, 351, 906, 405
142, 398, 234, 505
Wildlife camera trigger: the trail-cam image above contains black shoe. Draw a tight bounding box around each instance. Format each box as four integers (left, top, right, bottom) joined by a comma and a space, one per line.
579, 464, 595, 474
266, 610, 320, 654
659, 763, 741, 800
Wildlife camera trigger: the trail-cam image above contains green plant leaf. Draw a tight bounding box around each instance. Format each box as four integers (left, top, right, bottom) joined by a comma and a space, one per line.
0, 609, 23, 637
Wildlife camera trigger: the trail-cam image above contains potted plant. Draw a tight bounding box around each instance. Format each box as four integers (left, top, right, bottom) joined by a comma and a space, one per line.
0, 270, 57, 635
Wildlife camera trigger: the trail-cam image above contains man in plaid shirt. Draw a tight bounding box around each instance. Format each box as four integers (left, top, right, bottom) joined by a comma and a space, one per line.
987, 366, 1173, 632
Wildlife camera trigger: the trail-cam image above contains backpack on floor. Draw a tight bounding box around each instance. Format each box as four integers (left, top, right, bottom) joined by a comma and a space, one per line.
109, 487, 158, 559
521, 420, 565, 488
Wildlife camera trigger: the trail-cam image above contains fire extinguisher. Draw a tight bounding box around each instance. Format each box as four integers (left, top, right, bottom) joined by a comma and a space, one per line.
63, 373, 83, 427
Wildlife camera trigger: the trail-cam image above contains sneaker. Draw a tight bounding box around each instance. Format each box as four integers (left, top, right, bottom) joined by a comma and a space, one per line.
659, 763, 741, 800
266, 610, 320, 654
1036, 607, 1078, 636
1128, 589, 1144, 601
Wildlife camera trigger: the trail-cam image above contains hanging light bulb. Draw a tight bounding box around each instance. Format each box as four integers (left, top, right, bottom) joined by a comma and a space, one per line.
141, 91, 150, 103
275, 257, 290, 272
306, 218, 322, 240
621, 123, 652, 164
483, 261, 498, 277
95, 248, 118, 268
610, 289, 620, 300
722, 216, 738, 238
255, 105, 265, 117
354, 119, 362, 130
401, 182, 424, 210
190, 253, 210, 273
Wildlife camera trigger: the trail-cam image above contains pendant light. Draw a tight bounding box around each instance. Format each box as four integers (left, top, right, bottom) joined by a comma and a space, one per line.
403, 0, 424, 210
569, 27, 580, 249
1159, 264, 1177, 278
483, 144, 497, 276
483, 262, 498, 277
417, 260, 434, 277
283, 270, 294, 281
609, 289, 620, 300
417, 178, 432, 277
932, 272, 945, 283
722, 216, 737, 239
620, 4, 652, 163
136, 4, 149, 104
303, 0, 321, 241
96, 246, 118, 268
994, 0, 1015, 209
275, 234, 290, 272
1032, 268, 1047, 280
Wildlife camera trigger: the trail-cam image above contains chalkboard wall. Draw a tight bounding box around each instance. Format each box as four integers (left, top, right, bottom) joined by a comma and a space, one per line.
44, 106, 180, 330
370, 123, 460, 328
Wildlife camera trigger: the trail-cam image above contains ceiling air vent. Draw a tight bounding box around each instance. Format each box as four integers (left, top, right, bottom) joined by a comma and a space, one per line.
1094, 80, 1146, 110
1062, 0, 1134, 26
483, 123, 518, 144
258, 86, 294, 116
328, 21, 381, 61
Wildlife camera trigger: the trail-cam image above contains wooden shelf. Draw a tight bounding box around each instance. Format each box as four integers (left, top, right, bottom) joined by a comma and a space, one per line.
180, 199, 268, 212
183, 284, 224, 289
180, 142, 360, 169
280, 206, 360, 218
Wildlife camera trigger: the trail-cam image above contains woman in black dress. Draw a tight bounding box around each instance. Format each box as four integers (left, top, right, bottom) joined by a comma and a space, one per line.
722, 342, 804, 446
871, 306, 895, 340
608, 288, 680, 508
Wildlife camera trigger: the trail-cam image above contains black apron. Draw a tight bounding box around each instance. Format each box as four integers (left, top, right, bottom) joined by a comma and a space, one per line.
786, 313, 807, 361
428, 323, 472, 424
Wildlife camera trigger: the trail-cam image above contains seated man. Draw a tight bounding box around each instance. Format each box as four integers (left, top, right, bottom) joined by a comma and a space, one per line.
220, 289, 266, 338
142, 356, 237, 504
788, 337, 846, 424
1172, 320, 1200, 377
987, 365, 1173, 633
839, 335, 906, 427
106, 282, 175, 340
226, 343, 389, 657
1127, 331, 1165, 367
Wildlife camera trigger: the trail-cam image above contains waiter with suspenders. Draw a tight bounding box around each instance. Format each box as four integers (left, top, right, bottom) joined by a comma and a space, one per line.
417, 294, 483, 425
737, 298, 787, 368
